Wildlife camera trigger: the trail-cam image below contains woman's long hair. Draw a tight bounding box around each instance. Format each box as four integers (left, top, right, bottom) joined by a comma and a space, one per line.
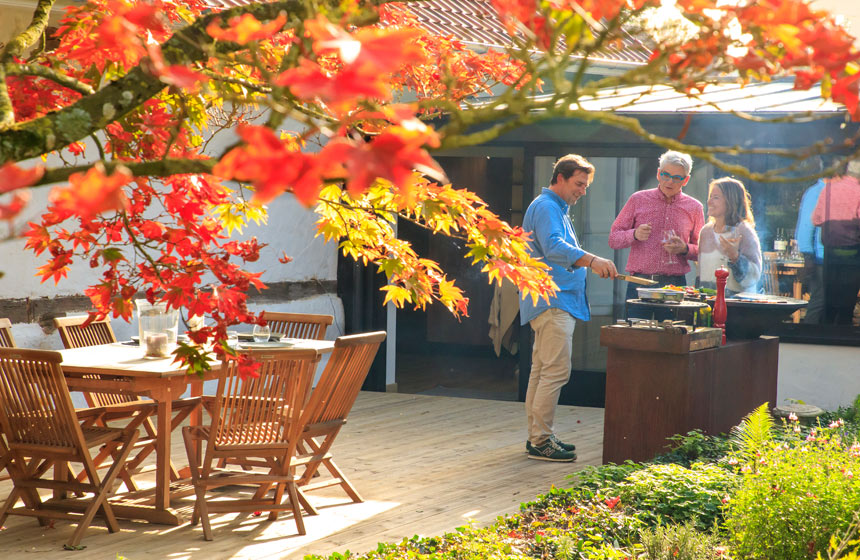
708, 177, 755, 228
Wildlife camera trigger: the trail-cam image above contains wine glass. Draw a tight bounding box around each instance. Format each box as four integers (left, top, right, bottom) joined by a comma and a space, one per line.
720, 225, 737, 267
252, 324, 270, 342
662, 229, 677, 265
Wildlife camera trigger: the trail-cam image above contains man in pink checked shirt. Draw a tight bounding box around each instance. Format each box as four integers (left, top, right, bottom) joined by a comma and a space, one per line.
609, 150, 705, 307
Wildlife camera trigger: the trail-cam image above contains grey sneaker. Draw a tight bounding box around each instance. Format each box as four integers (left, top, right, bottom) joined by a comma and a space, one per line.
527, 438, 577, 462
525, 435, 576, 453
549, 434, 576, 452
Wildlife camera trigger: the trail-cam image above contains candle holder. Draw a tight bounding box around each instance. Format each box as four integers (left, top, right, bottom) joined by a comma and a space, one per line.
713, 266, 729, 345
136, 299, 179, 358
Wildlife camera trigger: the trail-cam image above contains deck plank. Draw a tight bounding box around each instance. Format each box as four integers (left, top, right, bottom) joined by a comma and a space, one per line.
0, 392, 604, 559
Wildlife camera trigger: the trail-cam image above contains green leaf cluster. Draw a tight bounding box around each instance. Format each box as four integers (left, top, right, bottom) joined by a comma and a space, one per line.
725, 426, 860, 560
639, 522, 726, 560
613, 463, 737, 531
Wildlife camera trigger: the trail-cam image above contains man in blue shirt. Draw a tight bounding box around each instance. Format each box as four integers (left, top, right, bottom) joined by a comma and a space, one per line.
795, 178, 826, 324
520, 154, 617, 461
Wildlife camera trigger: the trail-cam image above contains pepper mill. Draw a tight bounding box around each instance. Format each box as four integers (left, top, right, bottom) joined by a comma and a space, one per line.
713, 266, 729, 345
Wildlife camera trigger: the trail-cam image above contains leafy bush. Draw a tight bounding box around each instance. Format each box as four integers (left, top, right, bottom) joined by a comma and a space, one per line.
564, 461, 646, 499
613, 462, 737, 531
817, 512, 860, 560
305, 526, 532, 559
639, 522, 728, 560
512, 495, 643, 558
820, 394, 860, 439
724, 423, 860, 560
653, 429, 733, 468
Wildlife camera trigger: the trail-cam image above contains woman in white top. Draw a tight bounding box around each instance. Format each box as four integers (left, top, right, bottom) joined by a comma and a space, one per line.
698, 177, 762, 295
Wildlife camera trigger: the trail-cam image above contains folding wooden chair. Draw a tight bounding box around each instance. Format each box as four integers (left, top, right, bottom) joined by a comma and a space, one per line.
53, 315, 198, 489
182, 347, 321, 541
0, 318, 15, 483
261, 312, 333, 340
215, 312, 334, 471
0, 318, 16, 348
0, 348, 149, 548
294, 331, 386, 511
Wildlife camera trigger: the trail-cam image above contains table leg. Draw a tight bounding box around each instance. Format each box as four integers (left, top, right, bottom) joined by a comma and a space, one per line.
154, 394, 173, 511
792, 276, 803, 323
176, 379, 204, 479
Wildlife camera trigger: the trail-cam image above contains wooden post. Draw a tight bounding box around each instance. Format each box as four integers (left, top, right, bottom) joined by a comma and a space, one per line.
713, 266, 729, 345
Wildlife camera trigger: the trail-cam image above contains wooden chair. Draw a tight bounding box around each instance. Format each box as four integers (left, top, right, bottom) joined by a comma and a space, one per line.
53, 315, 198, 488
262, 312, 333, 340
181, 347, 321, 541
0, 347, 149, 548
294, 331, 386, 511
0, 318, 15, 483
0, 318, 16, 348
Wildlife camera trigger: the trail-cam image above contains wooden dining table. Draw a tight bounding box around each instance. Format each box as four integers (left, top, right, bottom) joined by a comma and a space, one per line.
58, 338, 335, 525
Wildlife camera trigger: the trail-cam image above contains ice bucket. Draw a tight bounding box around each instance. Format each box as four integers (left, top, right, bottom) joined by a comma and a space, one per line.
135, 299, 179, 357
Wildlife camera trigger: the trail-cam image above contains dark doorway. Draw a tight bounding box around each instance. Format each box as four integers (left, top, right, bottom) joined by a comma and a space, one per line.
396, 156, 520, 400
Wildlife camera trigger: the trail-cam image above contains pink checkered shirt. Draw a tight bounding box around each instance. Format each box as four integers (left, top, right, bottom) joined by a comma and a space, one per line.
609, 188, 705, 276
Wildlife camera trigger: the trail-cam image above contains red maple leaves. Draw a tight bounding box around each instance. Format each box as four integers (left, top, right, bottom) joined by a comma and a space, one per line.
277, 17, 429, 114
49, 164, 131, 221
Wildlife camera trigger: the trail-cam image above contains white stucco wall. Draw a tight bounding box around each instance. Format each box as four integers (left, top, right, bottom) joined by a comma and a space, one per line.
778, 343, 860, 411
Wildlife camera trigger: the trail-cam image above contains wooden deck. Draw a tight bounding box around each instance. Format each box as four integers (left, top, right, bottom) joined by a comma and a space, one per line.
0, 392, 604, 559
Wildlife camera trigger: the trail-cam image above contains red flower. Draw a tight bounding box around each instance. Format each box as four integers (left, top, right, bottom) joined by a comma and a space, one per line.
605, 496, 621, 509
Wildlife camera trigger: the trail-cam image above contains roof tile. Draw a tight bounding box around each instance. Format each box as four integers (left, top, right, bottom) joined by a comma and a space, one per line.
202, 0, 651, 64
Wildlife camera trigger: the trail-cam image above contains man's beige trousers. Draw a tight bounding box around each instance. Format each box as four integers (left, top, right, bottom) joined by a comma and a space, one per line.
526, 307, 576, 446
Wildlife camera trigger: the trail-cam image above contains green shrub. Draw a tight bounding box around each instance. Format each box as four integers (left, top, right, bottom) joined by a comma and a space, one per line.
564, 461, 646, 500
512, 492, 644, 557
816, 511, 860, 560
304, 526, 532, 559
724, 424, 860, 560
639, 522, 728, 560
820, 394, 860, 439
613, 462, 737, 531
653, 429, 733, 467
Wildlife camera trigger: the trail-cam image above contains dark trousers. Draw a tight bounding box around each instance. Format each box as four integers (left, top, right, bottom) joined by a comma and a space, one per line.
822, 247, 860, 325
801, 263, 826, 324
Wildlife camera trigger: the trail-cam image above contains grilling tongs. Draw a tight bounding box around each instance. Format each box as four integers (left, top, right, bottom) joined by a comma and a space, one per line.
615, 274, 659, 286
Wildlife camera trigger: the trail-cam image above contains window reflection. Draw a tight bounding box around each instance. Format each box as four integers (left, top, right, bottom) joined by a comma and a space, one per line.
760, 166, 860, 333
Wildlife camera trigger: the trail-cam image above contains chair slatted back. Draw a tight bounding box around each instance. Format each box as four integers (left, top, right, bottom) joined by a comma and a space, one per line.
208, 348, 320, 451
55, 315, 117, 349
0, 348, 82, 455
262, 312, 333, 340
53, 316, 134, 407
0, 319, 14, 482
302, 332, 386, 426
0, 318, 16, 348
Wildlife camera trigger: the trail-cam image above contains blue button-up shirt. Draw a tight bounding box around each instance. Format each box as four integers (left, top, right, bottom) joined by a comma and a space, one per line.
795, 179, 826, 263
519, 188, 590, 324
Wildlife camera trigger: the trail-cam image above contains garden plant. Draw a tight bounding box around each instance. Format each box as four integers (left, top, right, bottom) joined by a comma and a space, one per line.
304, 398, 860, 560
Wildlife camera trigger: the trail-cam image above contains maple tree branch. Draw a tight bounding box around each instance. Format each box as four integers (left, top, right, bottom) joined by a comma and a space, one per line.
567, 108, 860, 183
0, 0, 56, 128
200, 69, 272, 94
3, 62, 95, 96
0, 66, 12, 129
35, 158, 217, 187
0, 0, 55, 62
0, 0, 319, 165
